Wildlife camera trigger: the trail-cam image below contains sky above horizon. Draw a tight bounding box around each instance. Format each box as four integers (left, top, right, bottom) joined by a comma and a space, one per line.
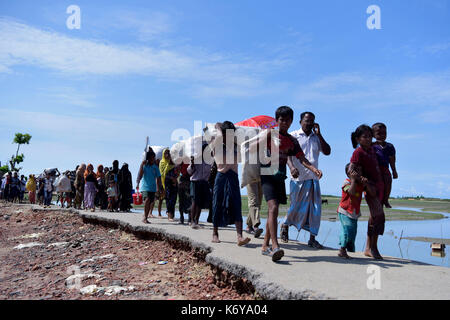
1, 0, 449, 198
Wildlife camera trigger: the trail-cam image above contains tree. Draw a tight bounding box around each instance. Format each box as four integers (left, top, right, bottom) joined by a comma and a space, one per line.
9, 133, 32, 172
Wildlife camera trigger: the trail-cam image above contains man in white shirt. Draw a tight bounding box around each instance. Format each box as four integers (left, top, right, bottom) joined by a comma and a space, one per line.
280, 112, 331, 248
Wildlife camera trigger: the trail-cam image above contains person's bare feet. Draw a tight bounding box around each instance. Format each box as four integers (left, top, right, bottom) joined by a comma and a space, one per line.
148, 214, 155, 218
142, 218, 150, 224
371, 248, 383, 260
212, 234, 220, 243
364, 249, 373, 257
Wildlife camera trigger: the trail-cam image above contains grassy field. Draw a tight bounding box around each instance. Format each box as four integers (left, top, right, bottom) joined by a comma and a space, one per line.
133, 195, 450, 221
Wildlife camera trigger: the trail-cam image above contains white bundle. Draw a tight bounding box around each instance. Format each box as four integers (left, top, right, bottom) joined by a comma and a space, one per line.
203, 123, 280, 188
142, 145, 167, 161
170, 135, 204, 165
54, 175, 72, 193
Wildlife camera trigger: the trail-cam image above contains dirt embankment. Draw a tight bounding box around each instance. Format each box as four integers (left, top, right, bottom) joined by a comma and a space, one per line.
0, 203, 255, 300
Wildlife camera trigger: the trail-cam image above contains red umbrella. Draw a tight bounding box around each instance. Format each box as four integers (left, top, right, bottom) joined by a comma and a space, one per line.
235, 115, 278, 129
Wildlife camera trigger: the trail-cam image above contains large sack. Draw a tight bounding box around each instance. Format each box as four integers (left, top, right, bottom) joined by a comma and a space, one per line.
142, 145, 167, 162
203, 123, 280, 188
54, 175, 72, 193
170, 135, 204, 165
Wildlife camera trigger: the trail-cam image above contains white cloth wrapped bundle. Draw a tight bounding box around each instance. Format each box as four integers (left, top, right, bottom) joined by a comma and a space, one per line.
170, 135, 204, 165
54, 175, 72, 193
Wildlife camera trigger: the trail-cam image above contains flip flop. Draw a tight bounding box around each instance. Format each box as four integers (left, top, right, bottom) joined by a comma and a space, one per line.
261, 248, 272, 256
238, 237, 251, 246
254, 228, 263, 238
270, 247, 284, 262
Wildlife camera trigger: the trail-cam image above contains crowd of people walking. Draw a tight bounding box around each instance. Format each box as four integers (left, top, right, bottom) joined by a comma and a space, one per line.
0, 105, 397, 263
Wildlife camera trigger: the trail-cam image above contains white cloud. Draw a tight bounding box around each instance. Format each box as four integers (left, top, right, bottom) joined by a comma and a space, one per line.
0, 17, 289, 99
294, 71, 450, 113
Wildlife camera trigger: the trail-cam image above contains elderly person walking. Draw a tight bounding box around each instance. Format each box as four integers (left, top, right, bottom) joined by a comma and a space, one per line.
280, 111, 331, 248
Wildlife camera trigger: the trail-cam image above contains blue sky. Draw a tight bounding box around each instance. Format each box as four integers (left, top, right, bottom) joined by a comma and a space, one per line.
1, 0, 449, 198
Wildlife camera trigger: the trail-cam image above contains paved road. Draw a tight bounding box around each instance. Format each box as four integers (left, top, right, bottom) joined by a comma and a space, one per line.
38, 206, 450, 299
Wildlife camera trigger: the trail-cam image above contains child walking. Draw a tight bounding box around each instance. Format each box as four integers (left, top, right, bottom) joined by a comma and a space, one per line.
372, 123, 397, 208
107, 181, 118, 212
337, 164, 375, 259
350, 124, 385, 260
259, 106, 322, 262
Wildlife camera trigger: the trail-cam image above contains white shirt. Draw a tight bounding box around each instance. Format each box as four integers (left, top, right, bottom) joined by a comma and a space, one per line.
289, 128, 322, 181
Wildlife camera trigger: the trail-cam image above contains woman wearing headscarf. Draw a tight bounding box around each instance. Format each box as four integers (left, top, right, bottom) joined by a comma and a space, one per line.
159, 149, 174, 217
96, 165, 108, 210
118, 163, 133, 212
74, 164, 86, 209
26, 174, 37, 204
84, 164, 98, 212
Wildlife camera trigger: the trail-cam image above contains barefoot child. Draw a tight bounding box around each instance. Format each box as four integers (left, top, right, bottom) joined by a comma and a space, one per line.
337, 163, 376, 259
107, 181, 118, 212
209, 121, 251, 246
350, 124, 385, 260
372, 123, 397, 208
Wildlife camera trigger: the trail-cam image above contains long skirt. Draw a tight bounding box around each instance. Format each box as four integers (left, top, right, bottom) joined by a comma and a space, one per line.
178, 179, 192, 214
284, 179, 322, 236
339, 213, 358, 252
212, 170, 242, 228
28, 191, 36, 204
165, 185, 178, 216
84, 182, 97, 209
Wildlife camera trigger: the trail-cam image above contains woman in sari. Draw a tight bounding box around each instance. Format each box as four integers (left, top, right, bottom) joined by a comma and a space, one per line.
84, 164, 98, 212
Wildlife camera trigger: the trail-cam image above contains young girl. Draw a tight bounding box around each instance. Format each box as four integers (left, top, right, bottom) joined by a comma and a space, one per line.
350, 125, 385, 260
337, 164, 375, 259
107, 181, 118, 212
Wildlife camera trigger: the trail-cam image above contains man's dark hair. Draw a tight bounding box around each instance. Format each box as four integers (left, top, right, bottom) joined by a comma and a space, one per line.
300, 111, 315, 121
372, 122, 386, 130
275, 106, 294, 121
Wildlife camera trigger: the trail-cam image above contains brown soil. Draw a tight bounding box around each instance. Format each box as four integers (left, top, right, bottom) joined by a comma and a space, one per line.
0, 202, 255, 300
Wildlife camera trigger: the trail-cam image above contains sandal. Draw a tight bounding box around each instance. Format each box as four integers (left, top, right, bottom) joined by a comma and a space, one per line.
261, 248, 272, 256
308, 239, 324, 249
270, 247, 285, 262
254, 228, 263, 239
280, 224, 289, 243
238, 237, 251, 246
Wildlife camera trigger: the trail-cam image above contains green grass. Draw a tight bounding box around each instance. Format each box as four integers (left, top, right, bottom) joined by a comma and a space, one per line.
134, 196, 449, 221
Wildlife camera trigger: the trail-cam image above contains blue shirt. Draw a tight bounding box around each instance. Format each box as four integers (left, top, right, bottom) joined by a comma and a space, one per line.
141, 164, 161, 192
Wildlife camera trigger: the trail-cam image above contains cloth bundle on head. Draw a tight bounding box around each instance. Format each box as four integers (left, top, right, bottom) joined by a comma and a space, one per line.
170, 135, 204, 165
